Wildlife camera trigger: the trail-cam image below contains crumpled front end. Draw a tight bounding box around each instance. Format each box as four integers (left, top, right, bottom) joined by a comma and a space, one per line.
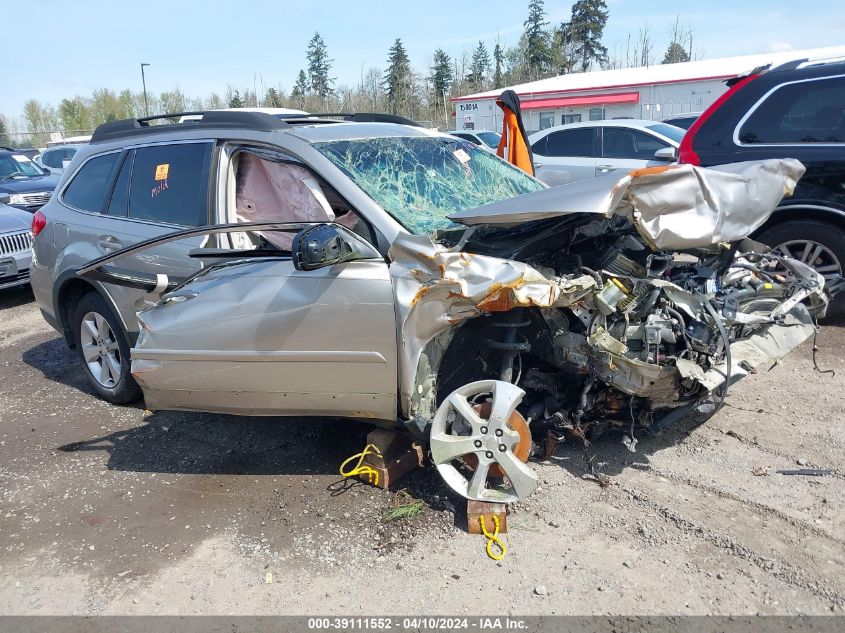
394, 159, 827, 503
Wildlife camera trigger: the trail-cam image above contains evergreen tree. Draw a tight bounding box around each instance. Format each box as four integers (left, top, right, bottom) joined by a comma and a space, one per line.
264, 87, 283, 107
227, 89, 244, 108
523, 0, 552, 79
467, 41, 491, 91
384, 38, 412, 115
306, 32, 335, 98
493, 41, 505, 89
662, 41, 690, 64
429, 49, 453, 114
291, 71, 308, 109
563, 0, 609, 73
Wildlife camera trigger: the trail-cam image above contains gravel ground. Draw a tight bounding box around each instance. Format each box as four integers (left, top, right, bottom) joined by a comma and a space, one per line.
0, 285, 842, 615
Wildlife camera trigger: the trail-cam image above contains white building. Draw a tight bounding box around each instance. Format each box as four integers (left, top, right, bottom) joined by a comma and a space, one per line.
452, 46, 845, 133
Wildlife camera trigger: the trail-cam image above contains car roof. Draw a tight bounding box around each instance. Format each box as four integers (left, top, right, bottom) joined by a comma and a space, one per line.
290, 122, 442, 143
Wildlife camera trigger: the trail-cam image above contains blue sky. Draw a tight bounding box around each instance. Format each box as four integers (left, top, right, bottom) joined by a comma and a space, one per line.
2, 0, 841, 119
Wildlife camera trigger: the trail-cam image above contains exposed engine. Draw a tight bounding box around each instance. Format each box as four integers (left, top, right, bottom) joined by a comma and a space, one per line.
422, 213, 827, 503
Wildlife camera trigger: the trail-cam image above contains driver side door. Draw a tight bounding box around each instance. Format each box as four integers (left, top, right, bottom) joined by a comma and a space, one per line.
78, 223, 399, 423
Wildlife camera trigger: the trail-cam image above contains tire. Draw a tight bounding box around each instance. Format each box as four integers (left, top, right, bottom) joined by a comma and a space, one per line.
756, 219, 845, 319
71, 292, 141, 404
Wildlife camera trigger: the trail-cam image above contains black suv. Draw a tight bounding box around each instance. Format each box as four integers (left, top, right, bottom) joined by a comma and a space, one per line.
678, 55, 845, 315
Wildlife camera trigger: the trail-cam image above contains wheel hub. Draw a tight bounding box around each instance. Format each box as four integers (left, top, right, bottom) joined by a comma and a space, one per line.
80, 311, 120, 388
430, 380, 538, 503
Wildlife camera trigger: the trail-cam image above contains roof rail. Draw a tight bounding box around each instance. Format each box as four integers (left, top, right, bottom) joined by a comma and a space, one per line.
91, 110, 289, 143
277, 112, 421, 127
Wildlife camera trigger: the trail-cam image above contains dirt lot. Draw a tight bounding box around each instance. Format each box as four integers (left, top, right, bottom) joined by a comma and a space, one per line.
0, 285, 843, 615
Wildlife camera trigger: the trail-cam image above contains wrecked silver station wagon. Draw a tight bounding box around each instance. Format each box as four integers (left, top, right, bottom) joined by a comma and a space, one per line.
71, 123, 825, 505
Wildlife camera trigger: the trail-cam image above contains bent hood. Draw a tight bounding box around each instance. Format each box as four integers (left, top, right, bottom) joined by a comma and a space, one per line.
450, 159, 805, 250
0, 203, 34, 232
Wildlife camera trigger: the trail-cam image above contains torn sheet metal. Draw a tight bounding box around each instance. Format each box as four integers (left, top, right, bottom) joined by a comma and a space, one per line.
390, 233, 596, 413
450, 159, 805, 250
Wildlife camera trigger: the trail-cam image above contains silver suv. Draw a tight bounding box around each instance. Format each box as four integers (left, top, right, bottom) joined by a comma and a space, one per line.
31, 111, 826, 503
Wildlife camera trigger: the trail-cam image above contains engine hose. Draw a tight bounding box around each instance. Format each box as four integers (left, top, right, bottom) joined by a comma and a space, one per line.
580, 266, 604, 287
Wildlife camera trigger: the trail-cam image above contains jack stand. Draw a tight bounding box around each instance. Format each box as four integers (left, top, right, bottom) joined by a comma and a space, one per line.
359, 428, 425, 489
467, 500, 508, 534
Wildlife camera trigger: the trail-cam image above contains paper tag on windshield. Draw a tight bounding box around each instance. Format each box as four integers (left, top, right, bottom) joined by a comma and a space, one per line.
13, 154, 31, 162
154, 163, 170, 180
453, 148, 471, 164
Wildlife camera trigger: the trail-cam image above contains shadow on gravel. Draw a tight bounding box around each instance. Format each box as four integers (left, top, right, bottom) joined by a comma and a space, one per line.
22, 336, 99, 394
542, 415, 705, 481
0, 285, 34, 310
57, 410, 376, 477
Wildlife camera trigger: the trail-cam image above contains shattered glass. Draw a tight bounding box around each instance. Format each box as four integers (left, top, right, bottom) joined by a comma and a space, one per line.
313, 136, 544, 235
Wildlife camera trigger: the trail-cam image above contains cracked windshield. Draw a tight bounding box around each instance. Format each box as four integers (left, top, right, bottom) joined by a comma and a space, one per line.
314, 135, 544, 234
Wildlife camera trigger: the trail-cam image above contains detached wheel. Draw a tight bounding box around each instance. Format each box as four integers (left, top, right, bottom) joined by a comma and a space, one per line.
757, 219, 845, 318
71, 292, 141, 404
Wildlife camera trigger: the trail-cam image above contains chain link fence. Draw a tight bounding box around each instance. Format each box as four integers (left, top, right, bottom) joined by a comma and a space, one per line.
1, 130, 94, 157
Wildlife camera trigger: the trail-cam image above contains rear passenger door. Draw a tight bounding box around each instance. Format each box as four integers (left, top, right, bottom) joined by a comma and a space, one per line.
598, 127, 670, 175
63, 141, 214, 334
531, 127, 599, 186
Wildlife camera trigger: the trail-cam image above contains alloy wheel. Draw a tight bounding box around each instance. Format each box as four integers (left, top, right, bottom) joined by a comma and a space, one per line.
773, 239, 842, 283
79, 311, 121, 388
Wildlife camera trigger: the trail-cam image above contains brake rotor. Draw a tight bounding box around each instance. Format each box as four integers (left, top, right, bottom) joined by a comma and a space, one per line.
464, 401, 531, 477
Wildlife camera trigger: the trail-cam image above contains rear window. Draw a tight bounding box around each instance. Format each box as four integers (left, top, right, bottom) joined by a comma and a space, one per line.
62, 152, 120, 213
646, 123, 686, 143
739, 76, 845, 144
127, 143, 211, 226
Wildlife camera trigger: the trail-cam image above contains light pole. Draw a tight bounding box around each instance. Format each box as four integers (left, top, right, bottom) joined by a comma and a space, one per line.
140, 63, 150, 117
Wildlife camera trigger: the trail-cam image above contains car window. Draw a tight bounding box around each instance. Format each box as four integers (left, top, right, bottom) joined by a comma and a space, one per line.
476, 131, 501, 147
646, 123, 686, 143
313, 136, 544, 235
233, 151, 375, 249
107, 150, 133, 217
62, 152, 121, 213
43, 150, 59, 168
128, 142, 212, 226
455, 133, 480, 145
739, 76, 845, 144
602, 128, 668, 159
538, 128, 597, 157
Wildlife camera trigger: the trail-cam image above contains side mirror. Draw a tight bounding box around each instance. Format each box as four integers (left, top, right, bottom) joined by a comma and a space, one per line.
292, 223, 381, 271
654, 146, 677, 161
41, 167, 51, 175
0, 193, 10, 205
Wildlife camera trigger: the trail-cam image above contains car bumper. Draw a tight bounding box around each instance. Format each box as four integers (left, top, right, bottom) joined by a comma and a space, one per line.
0, 250, 32, 290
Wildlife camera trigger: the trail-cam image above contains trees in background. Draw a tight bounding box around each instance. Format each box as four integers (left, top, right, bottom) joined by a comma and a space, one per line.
429, 49, 453, 118
306, 32, 335, 99
384, 38, 412, 116
2, 3, 701, 136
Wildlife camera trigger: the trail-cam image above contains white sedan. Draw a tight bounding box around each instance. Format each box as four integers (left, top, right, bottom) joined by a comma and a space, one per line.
528, 119, 685, 186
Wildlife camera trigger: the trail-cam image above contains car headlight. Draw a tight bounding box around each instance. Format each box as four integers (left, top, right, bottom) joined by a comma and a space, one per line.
7, 194, 26, 205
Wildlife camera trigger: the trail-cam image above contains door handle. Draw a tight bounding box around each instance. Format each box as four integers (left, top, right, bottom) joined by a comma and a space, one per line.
98, 235, 123, 252
534, 162, 544, 169
596, 164, 616, 172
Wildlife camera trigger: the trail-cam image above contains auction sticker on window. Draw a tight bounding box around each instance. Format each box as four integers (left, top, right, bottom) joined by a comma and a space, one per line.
155, 163, 170, 180
453, 148, 471, 164
13, 155, 31, 162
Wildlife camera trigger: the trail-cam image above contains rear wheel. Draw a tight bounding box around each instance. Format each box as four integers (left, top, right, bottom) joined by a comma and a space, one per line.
71, 292, 141, 404
757, 219, 845, 318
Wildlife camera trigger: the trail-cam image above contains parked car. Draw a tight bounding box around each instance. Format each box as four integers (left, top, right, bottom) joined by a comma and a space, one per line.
661, 113, 702, 129
678, 53, 845, 315
30, 110, 824, 504
34, 143, 87, 177
447, 130, 502, 152
0, 199, 34, 290
0, 149, 60, 212
528, 120, 685, 186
